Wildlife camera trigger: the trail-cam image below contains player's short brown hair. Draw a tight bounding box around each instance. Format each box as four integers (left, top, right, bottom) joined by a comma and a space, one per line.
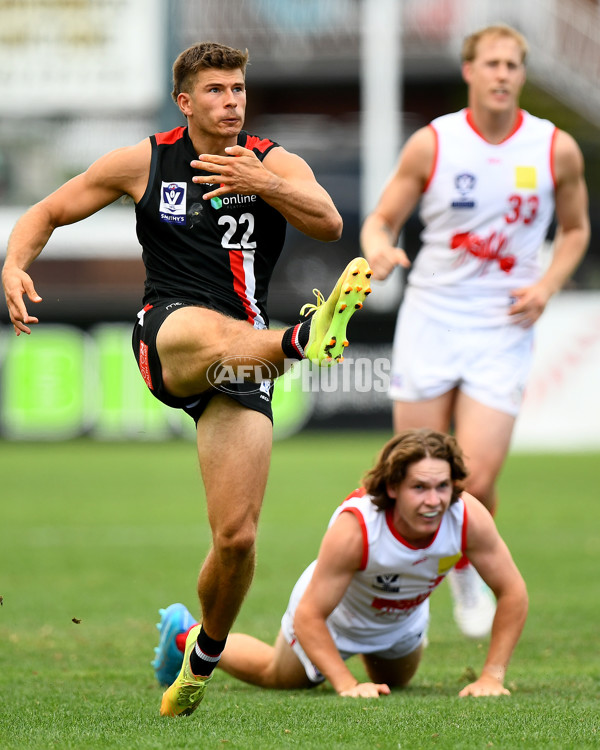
172, 41, 250, 101
461, 24, 528, 64
363, 429, 468, 511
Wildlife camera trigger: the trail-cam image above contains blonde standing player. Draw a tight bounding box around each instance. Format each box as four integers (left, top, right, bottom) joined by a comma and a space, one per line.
154, 429, 528, 699
360, 24, 589, 638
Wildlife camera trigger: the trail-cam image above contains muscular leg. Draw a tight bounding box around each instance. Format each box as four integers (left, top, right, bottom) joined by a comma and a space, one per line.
453, 392, 516, 515
195, 396, 272, 641
361, 646, 423, 689
156, 256, 372, 399
393, 392, 510, 638
157, 306, 290, 398
218, 630, 313, 690
394, 390, 515, 515
392, 390, 457, 434
443, 393, 513, 639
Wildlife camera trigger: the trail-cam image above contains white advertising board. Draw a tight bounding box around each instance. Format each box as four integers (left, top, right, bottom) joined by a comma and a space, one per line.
513, 291, 600, 451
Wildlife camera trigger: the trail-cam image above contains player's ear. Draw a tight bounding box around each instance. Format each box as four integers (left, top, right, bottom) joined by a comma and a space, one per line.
461, 61, 472, 85
177, 92, 192, 117
386, 482, 398, 500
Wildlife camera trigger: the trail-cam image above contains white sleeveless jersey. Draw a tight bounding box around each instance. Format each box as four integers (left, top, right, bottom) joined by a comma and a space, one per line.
323, 490, 467, 643
407, 108, 557, 326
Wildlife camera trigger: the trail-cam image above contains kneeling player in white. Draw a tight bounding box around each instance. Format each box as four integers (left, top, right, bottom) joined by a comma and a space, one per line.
154, 429, 528, 698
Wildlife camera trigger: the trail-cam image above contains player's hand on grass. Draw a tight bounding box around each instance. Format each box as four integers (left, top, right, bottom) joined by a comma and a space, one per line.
2, 267, 42, 336
458, 674, 510, 698
339, 681, 391, 698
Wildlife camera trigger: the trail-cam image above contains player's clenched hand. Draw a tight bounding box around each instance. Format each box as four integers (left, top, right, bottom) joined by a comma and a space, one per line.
191, 146, 276, 200
366, 245, 411, 282
508, 282, 551, 328
339, 681, 391, 698
1, 267, 42, 336
458, 674, 510, 698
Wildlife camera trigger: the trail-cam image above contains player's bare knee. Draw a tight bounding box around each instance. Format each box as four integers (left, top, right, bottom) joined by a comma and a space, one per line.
213, 524, 257, 560
254, 663, 282, 689
393, 674, 414, 689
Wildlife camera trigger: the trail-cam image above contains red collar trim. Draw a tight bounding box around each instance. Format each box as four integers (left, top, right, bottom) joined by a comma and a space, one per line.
385, 507, 440, 550
465, 108, 524, 144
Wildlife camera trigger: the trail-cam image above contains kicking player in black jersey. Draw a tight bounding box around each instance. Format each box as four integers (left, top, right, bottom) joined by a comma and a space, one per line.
2, 41, 371, 717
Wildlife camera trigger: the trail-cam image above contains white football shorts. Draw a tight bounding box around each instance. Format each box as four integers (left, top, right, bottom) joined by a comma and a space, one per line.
281, 561, 429, 684
389, 296, 535, 417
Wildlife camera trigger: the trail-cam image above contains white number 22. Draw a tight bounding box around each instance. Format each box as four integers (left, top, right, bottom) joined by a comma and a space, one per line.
218, 213, 257, 249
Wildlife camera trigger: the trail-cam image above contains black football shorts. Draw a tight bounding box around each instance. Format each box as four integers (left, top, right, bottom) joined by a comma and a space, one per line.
132, 298, 274, 424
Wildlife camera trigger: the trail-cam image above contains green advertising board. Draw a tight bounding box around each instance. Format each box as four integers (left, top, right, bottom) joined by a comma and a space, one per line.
0, 324, 313, 441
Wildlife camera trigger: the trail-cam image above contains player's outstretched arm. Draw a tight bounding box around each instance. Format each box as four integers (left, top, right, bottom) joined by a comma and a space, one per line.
294, 512, 390, 698
458, 494, 529, 698
360, 126, 434, 281
2, 140, 150, 335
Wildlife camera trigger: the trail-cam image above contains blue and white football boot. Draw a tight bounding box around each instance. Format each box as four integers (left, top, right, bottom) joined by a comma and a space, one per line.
152, 603, 196, 686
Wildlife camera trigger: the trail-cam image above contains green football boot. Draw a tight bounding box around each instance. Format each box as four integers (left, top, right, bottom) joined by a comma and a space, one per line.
302, 257, 372, 366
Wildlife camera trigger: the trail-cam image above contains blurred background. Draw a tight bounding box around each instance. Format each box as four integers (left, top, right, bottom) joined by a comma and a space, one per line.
0, 0, 598, 447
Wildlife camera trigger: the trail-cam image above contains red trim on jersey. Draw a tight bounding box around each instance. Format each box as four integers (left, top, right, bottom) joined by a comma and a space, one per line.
453, 498, 470, 568
385, 506, 443, 550
423, 123, 439, 193
340, 506, 369, 570
155, 126, 186, 146
549, 126, 559, 189
244, 134, 275, 153
139, 341, 153, 390
228, 250, 257, 324
461, 497, 468, 552
337, 487, 367, 510
465, 108, 524, 144
342, 487, 366, 503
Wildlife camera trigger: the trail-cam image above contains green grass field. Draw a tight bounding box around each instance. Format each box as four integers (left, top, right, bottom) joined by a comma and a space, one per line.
0, 433, 598, 749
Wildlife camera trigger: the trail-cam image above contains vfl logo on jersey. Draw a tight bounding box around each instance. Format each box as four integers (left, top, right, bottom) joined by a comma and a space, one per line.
373, 574, 401, 593
159, 182, 187, 225
451, 172, 476, 208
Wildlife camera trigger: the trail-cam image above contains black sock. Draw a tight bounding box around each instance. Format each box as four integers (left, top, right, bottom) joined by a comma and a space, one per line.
281, 319, 311, 360
189, 626, 228, 677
